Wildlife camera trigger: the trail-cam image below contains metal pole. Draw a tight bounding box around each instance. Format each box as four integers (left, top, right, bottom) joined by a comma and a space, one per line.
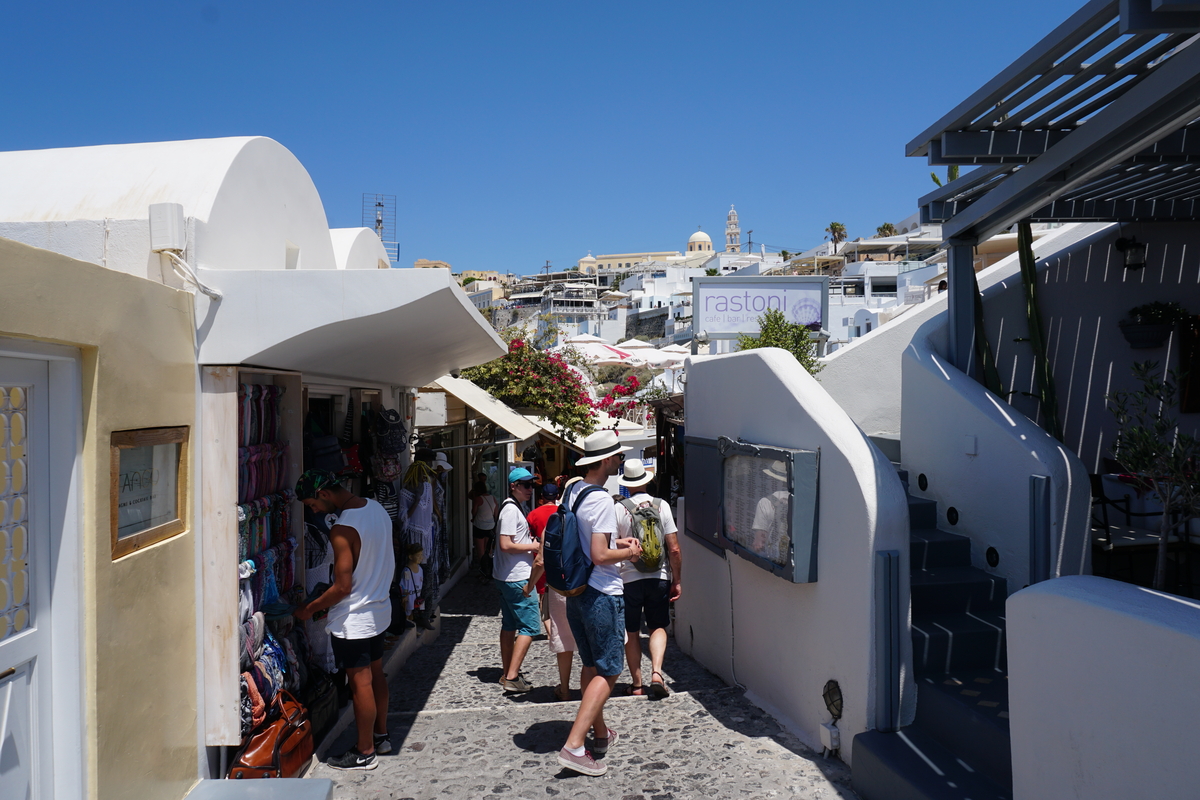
947, 240, 977, 374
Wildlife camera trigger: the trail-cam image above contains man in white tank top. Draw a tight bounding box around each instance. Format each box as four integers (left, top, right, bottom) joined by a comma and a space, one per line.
294, 469, 396, 771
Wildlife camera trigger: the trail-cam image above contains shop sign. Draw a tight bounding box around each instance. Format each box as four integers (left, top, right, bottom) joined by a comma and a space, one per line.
692, 276, 829, 338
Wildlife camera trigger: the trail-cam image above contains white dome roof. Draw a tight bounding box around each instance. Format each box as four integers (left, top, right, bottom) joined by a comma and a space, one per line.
688, 230, 712, 243
580, 252, 597, 262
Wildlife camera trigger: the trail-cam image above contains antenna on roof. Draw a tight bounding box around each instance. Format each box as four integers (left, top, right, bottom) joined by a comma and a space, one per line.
362, 194, 398, 263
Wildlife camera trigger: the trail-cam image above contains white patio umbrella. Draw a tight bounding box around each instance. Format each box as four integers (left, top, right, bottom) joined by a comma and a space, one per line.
565, 333, 606, 344
661, 343, 690, 354
615, 338, 654, 350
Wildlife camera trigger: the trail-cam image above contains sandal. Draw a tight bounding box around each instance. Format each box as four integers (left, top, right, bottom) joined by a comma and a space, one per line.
626, 684, 646, 696
554, 684, 571, 702
649, 671, 669, 699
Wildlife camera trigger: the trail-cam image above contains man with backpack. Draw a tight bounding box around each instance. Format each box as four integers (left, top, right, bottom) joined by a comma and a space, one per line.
615, 458, 681, 699
549, 430, 643, 777
494, 467, 541, 693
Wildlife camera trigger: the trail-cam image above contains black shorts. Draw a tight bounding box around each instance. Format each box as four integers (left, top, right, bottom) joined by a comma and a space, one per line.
473, 526, 496, 540
623, 578, 671, 633
331, 632, 386, 670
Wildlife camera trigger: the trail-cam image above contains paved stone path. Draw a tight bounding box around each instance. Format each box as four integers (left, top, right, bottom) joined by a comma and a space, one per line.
311, 576, 858, 800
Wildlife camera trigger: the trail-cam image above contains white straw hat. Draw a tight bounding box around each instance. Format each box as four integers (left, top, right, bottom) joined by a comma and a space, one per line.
575, 429, 631, 466
618, 458, 654, 487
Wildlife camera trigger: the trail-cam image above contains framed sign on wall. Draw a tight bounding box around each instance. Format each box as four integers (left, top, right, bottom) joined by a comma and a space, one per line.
110, 426, 189, 559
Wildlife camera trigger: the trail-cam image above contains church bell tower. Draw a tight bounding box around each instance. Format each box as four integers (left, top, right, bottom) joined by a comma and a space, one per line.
725, 205, 741, 253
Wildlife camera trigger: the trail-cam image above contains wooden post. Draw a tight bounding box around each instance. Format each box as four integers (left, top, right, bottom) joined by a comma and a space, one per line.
200, 366, 240, 745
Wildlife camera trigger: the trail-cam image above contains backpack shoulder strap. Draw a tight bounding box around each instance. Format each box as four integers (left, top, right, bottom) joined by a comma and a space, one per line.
618, 497, 638, 515
570, 483, 606, 514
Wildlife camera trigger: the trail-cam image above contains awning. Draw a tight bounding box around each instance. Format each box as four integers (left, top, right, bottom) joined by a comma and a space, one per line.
429, 376, 542, 441
524, 413, 646, 452
194, 267, 506, 387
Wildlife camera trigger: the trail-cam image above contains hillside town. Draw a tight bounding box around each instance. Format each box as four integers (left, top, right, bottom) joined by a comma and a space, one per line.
2, 2, 1200, 800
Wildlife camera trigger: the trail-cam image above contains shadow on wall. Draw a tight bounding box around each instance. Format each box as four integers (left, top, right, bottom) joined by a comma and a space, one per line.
984, 222, 1200, 473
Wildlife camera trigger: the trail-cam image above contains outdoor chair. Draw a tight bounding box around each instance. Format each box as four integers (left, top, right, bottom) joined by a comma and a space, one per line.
1089, 473, 1185, 584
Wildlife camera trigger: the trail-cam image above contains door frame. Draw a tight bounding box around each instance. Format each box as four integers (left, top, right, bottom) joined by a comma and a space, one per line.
0, 338, 85, 800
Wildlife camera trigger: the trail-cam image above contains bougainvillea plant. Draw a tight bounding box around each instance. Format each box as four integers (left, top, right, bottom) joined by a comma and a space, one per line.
462, 334, 598, 437
596, 374, 641, 417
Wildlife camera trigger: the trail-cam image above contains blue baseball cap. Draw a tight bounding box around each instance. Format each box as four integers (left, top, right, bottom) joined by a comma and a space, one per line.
508, 467, 535, 483
541, 483, 560, 500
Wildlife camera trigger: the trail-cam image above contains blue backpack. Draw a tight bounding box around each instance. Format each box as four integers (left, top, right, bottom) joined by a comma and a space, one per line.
543, 483, 607, 597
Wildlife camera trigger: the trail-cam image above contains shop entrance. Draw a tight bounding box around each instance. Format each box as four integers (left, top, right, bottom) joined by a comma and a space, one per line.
0, 357, 55, 798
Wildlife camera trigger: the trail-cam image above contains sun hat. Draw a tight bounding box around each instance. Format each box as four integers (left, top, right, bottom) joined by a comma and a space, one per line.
618, 458, 654, 488
509, 467, 535, 483
433, 452, 453, 471
574, 429, 631, 466
763, 460, 788, 482
295, 469, 341, 500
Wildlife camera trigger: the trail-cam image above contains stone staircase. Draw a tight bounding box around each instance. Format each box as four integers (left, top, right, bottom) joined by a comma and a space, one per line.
852, 472, 1013, 800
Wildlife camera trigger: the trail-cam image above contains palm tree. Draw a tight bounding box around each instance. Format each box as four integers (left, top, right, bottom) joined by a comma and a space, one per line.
930, 164, 961, 187
876, 223, 897, 237
825, 222, 847, 251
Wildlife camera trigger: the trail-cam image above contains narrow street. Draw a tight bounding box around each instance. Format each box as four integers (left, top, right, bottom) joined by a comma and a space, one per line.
310, 576, 857, 800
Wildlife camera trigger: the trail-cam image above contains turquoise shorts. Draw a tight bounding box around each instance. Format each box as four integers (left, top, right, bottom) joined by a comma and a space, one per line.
494, 579, 541, 637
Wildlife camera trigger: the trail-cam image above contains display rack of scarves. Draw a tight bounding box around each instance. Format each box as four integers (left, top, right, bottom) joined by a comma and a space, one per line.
238, 538, 297, 612
239, 383, 286, 447
238, 442, 290, 503
237, 490, 296, 561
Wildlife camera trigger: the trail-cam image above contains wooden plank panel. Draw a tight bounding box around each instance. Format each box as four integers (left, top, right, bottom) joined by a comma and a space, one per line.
201, 366, 240, 745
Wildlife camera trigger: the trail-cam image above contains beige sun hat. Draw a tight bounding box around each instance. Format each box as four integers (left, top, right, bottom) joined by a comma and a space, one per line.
763, 460, 788, 482
618, 458, 654, 488
575, 428, 632, 466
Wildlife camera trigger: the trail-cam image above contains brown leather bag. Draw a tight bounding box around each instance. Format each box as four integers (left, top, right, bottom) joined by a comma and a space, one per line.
228, 690, 314, 779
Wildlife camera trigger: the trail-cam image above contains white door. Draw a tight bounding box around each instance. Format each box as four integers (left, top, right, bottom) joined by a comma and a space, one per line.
0, 358, 51, 800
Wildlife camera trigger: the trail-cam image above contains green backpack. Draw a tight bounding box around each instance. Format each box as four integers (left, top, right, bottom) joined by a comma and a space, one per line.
619, 497, 666, 573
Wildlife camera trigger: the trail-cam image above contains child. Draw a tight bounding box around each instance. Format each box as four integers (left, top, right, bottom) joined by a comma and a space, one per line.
399, 543, 428, 631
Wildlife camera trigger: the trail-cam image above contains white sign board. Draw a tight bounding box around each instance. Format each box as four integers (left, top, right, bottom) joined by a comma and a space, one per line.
692, 276, 829, 338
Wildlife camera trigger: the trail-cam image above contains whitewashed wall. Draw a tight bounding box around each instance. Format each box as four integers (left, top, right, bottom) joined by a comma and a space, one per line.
901, 340, 1092, 589
1007, 576, 1200, 800
676, 348, 913, 762
818, 223, 1101, 439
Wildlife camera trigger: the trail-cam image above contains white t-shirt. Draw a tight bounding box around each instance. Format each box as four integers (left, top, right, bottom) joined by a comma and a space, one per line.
751, 490, 791, 565
400, 563, 423, 616
473, 494, 498, 530
616, 493, 678, 584
326, 498, 396, 640
566, 482, 622, 596
493, 499, 535, 582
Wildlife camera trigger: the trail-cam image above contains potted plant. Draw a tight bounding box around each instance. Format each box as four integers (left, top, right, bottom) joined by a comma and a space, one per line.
1119, 301, 1189, 349
1108, 361, 1200, 591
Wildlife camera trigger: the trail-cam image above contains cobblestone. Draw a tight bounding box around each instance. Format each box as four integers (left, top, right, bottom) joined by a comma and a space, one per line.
311, 576, 857, 800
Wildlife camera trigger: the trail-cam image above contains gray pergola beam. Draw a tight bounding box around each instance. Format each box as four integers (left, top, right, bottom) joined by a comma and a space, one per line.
947, 243, 978, 374
933, 125, 1200, 165
1030, 196, 1200, 219
941, 37, 1200, 243
907, 1, 1118, 157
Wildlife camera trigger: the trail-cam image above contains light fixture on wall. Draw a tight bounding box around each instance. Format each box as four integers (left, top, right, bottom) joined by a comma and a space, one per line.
1115, 236, 1148, 271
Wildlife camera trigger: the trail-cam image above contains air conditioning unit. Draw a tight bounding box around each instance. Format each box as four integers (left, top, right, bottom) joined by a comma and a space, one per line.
149, 203, 186, 252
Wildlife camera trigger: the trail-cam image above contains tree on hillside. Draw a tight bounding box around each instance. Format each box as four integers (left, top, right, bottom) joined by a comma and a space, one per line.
825, 222, 847, 250
876, 222, 897, 237
736, 308, 823, 377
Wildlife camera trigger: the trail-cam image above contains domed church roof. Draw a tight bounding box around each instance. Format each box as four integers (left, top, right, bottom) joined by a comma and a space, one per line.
689, 230, 712, 243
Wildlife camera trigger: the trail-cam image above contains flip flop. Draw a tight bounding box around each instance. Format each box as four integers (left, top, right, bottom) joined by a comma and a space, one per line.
649, 671, 669, 699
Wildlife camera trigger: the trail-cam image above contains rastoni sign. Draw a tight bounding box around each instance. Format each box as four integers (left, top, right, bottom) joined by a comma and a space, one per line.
692, 276, 829, 337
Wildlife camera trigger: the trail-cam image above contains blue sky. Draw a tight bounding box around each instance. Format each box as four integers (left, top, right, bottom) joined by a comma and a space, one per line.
1, 1, 1081, 275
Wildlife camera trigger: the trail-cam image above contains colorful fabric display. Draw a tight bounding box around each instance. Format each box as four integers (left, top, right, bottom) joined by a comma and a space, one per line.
237, 490, 296, 562
240, 672, 265, 734
248, 537, 297, 612
238, 383, 287, 447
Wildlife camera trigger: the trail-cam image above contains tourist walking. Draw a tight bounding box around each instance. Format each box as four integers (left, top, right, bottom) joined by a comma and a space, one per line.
494, 467, 541, 693
470, 475, 499, 571
524, 483, 575, 701
293, 469, 396, 771
616, 459, 681, 699
556, 431, 643, 777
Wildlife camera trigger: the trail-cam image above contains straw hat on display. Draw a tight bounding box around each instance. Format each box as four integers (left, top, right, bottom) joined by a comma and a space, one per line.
763, 460, 788, 482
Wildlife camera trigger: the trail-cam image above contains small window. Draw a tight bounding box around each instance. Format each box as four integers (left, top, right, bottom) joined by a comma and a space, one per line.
110, 427, 189, 559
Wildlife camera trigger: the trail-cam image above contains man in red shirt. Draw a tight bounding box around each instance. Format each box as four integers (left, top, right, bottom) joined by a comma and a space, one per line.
524, 484, 576, 701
